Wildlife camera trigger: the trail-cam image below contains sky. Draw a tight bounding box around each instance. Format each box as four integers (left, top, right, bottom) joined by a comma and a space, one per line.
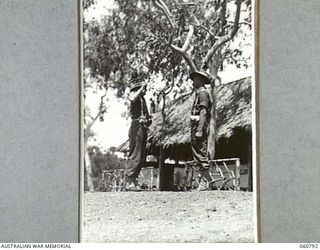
84, 0, 254, 151
83, 0, 115, 22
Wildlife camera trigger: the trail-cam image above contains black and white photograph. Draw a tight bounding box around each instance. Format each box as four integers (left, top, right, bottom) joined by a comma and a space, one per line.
83, 0, 256, 243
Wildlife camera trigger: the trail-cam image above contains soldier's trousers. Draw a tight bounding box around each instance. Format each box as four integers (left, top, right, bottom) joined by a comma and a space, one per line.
191, 121, 208, 163
126, 120, 148, 181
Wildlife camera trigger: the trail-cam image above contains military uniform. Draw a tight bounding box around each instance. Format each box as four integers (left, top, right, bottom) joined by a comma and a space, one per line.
190, 87, 212, 163
126, 94, 151, 183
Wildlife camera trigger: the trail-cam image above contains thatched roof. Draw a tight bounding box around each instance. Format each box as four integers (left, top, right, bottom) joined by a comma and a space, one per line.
117, 76, 252, 152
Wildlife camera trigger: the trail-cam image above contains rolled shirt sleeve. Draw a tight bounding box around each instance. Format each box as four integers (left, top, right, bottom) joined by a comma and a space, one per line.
198, 90, 210, 109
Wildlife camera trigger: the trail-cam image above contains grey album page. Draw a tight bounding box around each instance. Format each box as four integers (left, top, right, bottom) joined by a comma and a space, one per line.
0, 0, 320, 243
0, 0, 79, 242
260, 0, 320, 243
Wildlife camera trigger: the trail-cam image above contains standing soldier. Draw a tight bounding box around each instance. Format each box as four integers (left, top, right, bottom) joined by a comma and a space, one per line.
189, 71, 212, 169
125, 71, 152, 191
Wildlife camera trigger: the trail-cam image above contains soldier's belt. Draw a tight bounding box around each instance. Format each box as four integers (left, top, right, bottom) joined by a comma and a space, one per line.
190, 115, 200, 121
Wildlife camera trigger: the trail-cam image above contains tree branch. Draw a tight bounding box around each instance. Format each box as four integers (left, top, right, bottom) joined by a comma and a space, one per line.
194, 23, 220, 40
181, 25, 194, 52
86, 112, 94, 120
220, 0, 227, 30
193, 12, 220, 40
152, 0, 198, 72
85, 93, 106, 138
170, 25, 198, 72
229, 20, 251, 28
201, 0, 242, 69
153, 0, 175, 30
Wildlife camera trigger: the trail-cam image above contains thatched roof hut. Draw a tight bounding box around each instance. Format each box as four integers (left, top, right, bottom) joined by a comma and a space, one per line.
118, 76, 252, 161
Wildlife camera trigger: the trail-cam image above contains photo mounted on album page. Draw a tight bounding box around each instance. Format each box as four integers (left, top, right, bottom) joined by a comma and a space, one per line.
81, 0, 258, 243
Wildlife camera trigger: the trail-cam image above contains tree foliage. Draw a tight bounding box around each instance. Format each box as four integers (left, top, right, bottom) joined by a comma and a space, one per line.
84, 0, 252, 96
83, 0, 252, 163
88, 146, 127, 177
83, 0, 96, 10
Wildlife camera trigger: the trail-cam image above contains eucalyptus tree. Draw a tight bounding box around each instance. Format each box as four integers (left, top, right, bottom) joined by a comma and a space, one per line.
111, 0, 251, 160
83, 0, 252, 189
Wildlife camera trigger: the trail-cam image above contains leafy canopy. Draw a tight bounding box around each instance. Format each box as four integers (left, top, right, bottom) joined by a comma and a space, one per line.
84, 0, 252, 97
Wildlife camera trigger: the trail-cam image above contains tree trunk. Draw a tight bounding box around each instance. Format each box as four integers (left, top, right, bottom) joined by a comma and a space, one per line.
207, 84, 216, 160
83, 95, 105, 192
207, 53, 221, 161
248, 135, 253, 191
158, 93, 166, 191
158, 148, 166, 190
84, 137, 94, 192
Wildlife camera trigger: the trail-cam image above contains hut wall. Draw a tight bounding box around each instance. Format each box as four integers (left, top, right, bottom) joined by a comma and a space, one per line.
240, 164, 250, 190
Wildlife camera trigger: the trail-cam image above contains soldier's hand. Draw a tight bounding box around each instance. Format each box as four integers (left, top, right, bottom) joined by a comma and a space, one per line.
195, 130, 203, 138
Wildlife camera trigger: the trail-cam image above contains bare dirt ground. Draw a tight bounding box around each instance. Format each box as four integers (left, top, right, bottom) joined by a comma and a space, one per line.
83, 191, 254, 243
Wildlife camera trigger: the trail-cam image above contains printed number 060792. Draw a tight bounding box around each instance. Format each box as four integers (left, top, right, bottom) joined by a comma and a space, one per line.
300, 244, 318, 248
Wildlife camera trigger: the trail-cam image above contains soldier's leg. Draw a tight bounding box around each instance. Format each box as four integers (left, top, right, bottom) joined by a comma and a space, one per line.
126, 122, 143, 184
191, 121, 206, 163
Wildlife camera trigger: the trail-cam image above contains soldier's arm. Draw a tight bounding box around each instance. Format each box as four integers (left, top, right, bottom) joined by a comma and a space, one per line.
128, 82, 147, 102
196, 108, 207, 137
195, 91, 210, 137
